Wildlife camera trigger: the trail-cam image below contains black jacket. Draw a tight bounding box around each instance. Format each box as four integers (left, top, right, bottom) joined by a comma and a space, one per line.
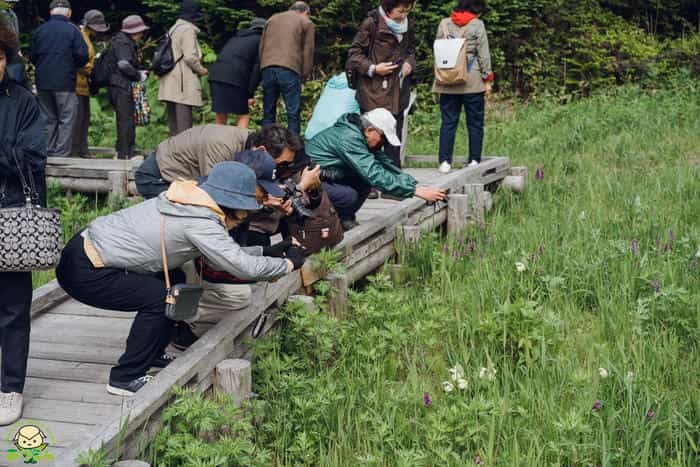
109, 32, 140, 90
29, 15, 88, 92
209, 27, 263, 96
0, 76, 48, 208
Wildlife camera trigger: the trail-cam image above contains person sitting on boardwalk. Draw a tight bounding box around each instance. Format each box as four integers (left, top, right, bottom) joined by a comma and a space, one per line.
135, 124, 302, 199
306, 108, 446, 230
56, 162, 306, 396
0, 23, 48, 425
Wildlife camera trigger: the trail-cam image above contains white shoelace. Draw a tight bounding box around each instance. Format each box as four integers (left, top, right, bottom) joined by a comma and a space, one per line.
136, 375, 154, 385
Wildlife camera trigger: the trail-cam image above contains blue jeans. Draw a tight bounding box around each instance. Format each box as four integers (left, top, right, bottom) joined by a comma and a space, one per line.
261, 66, 302, 134
322, 179, 371, 222
438, 92, 485, 164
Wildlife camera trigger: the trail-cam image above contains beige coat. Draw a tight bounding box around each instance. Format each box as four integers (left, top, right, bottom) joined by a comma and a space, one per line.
155, 124, 252, 182
259, 10, 315, 79
432, 17, 493, 95
158, 19, 208, 106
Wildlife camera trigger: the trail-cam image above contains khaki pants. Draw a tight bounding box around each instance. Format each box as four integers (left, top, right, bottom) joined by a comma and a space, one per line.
182, 261, 252, 336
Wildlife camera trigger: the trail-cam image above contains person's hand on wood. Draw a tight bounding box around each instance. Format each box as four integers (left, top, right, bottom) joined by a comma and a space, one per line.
375, 62, 399, 76
415, 186, 447, 203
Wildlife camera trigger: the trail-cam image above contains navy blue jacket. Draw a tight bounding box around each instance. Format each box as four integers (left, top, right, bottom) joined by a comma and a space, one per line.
29, 15, 89, 92
0, 75, 48, 208
209, 27, 263, 96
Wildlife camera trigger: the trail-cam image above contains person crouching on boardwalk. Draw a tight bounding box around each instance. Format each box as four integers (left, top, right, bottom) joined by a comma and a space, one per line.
306, 108, 446, 231
56, 162, 306, 396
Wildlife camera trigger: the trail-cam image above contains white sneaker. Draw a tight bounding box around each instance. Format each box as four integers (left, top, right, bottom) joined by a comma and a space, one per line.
467, 160, 480, 168
438, 161, 452, 174
0, 392, 23, 426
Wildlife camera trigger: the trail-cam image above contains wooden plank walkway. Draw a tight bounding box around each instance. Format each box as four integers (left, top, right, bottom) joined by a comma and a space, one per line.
3, 159, 511, 466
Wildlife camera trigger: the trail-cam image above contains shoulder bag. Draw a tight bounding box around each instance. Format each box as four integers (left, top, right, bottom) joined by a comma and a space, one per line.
433, 21, 470, 85
0, 150, 61, 272
161, 215, 203, 321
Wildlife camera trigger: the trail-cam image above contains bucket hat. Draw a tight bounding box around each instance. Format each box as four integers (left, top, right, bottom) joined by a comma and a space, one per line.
199, 161, 261, 211
121, 15, 150, 34
234, 150, 285, 198
363, 108, 401, 146
83, 10, 110, 33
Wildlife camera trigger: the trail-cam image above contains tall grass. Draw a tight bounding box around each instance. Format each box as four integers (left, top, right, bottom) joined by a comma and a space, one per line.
153, 82, 698, 465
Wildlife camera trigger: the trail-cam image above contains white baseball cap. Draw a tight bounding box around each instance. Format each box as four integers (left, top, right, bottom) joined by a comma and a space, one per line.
363, 108, 401, 146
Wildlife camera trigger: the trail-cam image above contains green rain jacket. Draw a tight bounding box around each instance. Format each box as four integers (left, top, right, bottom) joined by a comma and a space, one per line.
306, 113, 417, 198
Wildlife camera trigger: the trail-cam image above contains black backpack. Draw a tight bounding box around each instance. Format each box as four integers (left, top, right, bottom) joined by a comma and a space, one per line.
151, 26, 184, 76
90, 47, 115, 95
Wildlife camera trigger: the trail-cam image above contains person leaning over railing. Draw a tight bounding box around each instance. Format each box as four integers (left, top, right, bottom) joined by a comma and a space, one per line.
306, 109, 446, 231
0, 22, 48, 425
56, 162, 306, 397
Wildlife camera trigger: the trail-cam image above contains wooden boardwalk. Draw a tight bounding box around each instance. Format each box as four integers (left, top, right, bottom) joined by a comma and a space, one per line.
1, 159, 512, 466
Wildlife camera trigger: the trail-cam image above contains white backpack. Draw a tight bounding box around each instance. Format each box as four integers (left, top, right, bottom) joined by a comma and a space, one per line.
433, 21, 470, 85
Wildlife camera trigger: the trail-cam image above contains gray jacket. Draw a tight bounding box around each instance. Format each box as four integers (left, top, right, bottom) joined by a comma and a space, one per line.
86, 191, 288, 281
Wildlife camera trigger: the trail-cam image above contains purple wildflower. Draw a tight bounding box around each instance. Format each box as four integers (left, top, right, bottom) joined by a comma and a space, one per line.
535, 167, 545, 180
668, 230, 675, 242
443, 244, 449, 255
646, 409, 655, 421
663, 242, 671, 254
469, 239, 477, 253
630, 239, 639, 255
423, 392, 432, 407
474, 455, 483, 465
538, 243, 545, 255
649, 279, 662, 294
592, 400, 602, 412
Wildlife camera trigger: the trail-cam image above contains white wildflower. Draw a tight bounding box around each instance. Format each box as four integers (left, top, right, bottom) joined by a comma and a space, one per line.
598, 367, 609, 379
625, 371, 634, 381
448, 364, 465, 382
515, 262, 527, 273
479, 367, 497, 381
457, 378, 469, 390
579, 211, 586, 221
442, 381, 454, 393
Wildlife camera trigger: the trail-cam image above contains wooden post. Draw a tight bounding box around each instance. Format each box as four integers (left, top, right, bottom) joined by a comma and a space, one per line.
464, 184, 485, 224
502, 176, 526, 193
214, 359, 252, 408
397, 224, 421, 245
447, 193, 469, 234
327, 273, 348, 319
482, 191, 494, 212
107, 171, 128, 199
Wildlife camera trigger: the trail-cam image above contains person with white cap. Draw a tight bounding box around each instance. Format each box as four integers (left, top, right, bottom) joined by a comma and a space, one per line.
306, 108, 446, 230
72, 9, 110, 158
56, 161, 306, 396
108, 15, 150, 159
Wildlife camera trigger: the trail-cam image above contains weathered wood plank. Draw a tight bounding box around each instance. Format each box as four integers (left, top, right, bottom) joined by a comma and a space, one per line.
0, 421, 93, 448
30, 280, 69, 318
27, 359, 112, 384
23, 377, 123, 406
29, 342, 122, 365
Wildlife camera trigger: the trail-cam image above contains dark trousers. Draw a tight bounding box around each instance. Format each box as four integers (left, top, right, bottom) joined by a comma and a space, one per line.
37, 90, 78, 157
166, 102, 194, 137
109, 86, 136, 159
261, 66, 302, 134
384, 111, 404, 168
322, 178, 371, 221
0, 272, 32, 393
71, 95, 91, 157
438, 92, 485, 164
134, 153, 170, 199
56, 234, 183, 383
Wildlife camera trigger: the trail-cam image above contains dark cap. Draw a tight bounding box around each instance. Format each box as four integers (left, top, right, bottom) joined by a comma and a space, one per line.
234, 150, 285, 198
180, 0, 205, 24
49, 0, 71, 9
83, 10, 110, 33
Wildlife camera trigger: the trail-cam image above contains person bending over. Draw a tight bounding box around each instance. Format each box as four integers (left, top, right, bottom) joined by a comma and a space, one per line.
306, 108, 446, 230
56, 162, 306, 396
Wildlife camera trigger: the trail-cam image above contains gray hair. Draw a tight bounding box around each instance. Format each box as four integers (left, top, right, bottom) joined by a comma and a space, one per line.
50, 7, 71, 17
289, 2, 310, 14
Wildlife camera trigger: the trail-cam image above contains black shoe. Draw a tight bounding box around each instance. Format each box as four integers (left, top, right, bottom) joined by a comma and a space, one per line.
367, 188, 379, 199
151, 352, 177, 369
171, 321, 199, 351
341, 219, 359, 231
380, 193, 403, 201
106, 375, 154, 396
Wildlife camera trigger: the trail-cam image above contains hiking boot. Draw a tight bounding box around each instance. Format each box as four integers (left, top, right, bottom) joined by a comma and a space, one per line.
106, 375, 154, 396
438, 161, 451, 174
341, 219, 360, 231
0, 392, 23, 426
171, 321, 199, 351
151, 352, 177, 369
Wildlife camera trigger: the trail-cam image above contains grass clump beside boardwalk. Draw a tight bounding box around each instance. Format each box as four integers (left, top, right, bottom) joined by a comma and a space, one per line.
149, 82, 698, 465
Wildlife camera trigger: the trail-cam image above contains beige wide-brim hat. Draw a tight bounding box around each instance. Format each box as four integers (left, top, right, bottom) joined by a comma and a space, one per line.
121, 15, 150, 34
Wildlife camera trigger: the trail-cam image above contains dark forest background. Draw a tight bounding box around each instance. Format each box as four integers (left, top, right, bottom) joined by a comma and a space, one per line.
2, 0, 699, 98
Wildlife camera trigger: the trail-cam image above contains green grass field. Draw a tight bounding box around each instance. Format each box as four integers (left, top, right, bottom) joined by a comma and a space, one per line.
147, 82, 700, 466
